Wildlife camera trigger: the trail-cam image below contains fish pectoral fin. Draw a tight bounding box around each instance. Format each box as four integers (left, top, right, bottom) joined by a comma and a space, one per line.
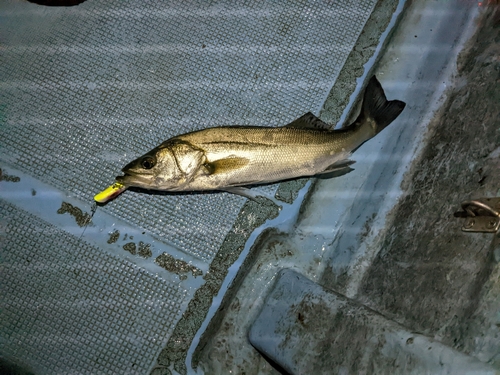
220, 186, 261, 201
221, 186, 279, 203
318, 159, 356, 175
284, 112, 331, 130
203, 157, 249, 175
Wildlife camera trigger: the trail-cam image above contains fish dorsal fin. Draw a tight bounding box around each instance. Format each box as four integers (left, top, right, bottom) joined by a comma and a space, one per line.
284, 112, 331, 130
203, 157, 249, 175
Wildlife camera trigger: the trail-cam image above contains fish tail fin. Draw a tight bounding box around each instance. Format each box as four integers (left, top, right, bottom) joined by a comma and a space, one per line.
358, 76, 406, 135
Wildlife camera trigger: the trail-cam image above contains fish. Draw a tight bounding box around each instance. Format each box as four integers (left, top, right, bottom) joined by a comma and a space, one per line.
95, 75, 405, 202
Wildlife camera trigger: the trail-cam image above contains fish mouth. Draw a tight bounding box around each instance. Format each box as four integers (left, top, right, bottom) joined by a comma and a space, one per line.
115, 174, 129, 183
115, 172, 152, 188
116, 168, 134, 180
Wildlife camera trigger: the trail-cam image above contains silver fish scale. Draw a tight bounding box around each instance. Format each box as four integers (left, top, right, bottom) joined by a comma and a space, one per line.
177, 127, 357, 187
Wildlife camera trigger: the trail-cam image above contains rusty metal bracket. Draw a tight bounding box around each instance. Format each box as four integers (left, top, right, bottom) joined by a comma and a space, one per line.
457, 197, 500, 233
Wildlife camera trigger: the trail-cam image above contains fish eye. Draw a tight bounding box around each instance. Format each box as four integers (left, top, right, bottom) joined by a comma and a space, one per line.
141, 156, 156, 169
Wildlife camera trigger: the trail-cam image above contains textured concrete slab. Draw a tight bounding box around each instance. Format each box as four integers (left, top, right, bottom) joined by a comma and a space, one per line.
249, 269, 497, 375
195, 1, 500, 374
357, 5, 500, 368
1, 201, 188, 375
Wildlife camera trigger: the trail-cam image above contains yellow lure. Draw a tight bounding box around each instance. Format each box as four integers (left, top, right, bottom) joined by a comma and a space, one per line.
94, 182, 127, 203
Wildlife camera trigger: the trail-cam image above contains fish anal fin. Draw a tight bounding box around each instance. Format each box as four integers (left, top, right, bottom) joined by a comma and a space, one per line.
204, 157, 249, 175
318, 159, 356, 175
284, 112, 331, 130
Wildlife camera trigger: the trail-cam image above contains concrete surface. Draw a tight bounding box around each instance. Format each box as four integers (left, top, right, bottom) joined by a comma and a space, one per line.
357, 5, 500, 368
249, 269, 497, 375
196, 1, 500, 375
